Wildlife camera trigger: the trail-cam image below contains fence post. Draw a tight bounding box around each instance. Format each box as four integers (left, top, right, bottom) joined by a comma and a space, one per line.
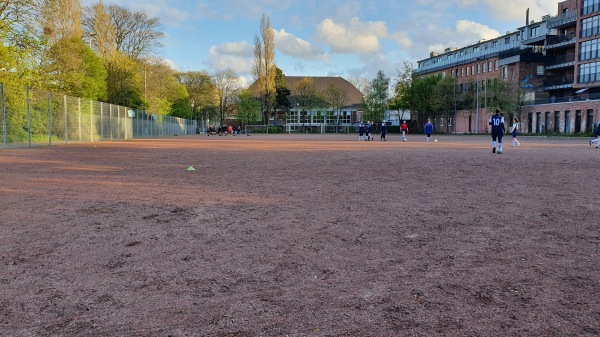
1, 82, 5, 149
48, 93, 52, 146
90, 100, 94, 142
109, 104, 113, 140
117, 105, 121, 139
100, 102, 103, 139
64, 95, 68, 143
27, 86, 31, 147
78, 97, 82, 142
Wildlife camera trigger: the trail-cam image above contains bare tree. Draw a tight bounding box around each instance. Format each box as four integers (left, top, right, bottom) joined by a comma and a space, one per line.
83, 2, 164, 60
324, 83, 348, 125
214, 68, 240, 124
89, 1, 116, 58
347, 75, 370, 96
42, 0, 82, 43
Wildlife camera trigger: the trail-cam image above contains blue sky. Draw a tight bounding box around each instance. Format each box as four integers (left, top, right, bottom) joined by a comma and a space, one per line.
84, 0, 559, 85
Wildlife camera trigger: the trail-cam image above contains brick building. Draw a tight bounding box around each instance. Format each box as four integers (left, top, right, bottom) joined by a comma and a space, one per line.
415, 0, 600, 135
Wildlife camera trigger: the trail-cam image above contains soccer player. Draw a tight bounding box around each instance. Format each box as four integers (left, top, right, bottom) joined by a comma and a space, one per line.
358, 122, 364, 141
400, 120, 409, 141
511, 117, 521, 147
424, 119, 433, 142
366, 121, 373, 141
590, 121, 600, 148
380, 121, 387, 141
489, 108, 506, 154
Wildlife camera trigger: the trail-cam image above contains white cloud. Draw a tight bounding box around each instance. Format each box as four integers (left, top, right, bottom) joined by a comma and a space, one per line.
455, 0, 557, 22
410, 19, 500, 59
455, 20, 500, 40
161, 58, 178, 70
315, 17, 387, 54
205, 41, 254, 74
273, 28, 330, 61
389, 31, 412, 50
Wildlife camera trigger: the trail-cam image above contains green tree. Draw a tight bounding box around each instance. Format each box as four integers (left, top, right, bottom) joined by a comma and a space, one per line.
273, 68, 291, 122
236, 89, 262, 126
143, 58, 187, 115
104, 52, 143, 107
431, 76, 456, 133
363, 70, 389, 123
252, 14, 276, 124
45, 36, 107, 100
177, 71, 218, 130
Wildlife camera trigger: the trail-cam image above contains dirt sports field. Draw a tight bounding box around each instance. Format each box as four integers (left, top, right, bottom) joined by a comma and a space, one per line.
1, 133, 599, 337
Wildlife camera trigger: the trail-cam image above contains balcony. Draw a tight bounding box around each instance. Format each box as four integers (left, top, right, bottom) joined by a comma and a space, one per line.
546, 54, 575, 69
543, 78, 574, 90
546, 32, 576, 49
546, 12, 577, 29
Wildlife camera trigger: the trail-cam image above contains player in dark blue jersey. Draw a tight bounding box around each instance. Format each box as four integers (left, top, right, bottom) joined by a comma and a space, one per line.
489, 108, 506, 154
424, 119, 433, 142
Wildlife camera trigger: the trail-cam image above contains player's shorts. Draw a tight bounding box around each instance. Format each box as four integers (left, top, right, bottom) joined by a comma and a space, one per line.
491, 130, 503, 141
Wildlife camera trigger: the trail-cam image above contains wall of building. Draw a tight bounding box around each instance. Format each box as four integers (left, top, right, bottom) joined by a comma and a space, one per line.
521, 100, 599, 134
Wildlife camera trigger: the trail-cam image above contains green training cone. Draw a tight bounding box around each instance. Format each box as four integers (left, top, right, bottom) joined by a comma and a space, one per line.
187, 166, 196, 171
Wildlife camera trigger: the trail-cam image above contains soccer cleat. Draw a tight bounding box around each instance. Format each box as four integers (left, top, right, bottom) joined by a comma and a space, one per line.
492, 147, 496, 153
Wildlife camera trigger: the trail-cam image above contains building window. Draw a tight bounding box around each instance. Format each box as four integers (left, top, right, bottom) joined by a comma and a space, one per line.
448, 117, 453, 127
473, 46, 479, 53
581, 15, 600, 39
477, 64, 480, 74
466, 67, 469, 76
483, 62, 487, 73
536, 65, 544, 76
583, 0, 600, 16
530, 26, 540, 38
471, 65, 474, 74
580, 38, 600, 61
578, 61, 600, 83
502, 66, 508, 79
461, 68, 464, 77
488, 61, 492, 72
505, 37, 510, 44
440, 117, 444, 127
495, 60, 499, 70
492, 41, 497, 48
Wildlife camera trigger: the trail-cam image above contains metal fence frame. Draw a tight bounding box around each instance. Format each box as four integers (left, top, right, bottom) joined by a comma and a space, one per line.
0, 83, 197, 149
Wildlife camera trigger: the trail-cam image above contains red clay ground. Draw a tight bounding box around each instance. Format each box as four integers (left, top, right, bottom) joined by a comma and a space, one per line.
1, 133, 599, 337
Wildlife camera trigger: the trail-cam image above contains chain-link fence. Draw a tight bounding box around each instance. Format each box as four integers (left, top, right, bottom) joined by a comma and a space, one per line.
1, 82, 197, 149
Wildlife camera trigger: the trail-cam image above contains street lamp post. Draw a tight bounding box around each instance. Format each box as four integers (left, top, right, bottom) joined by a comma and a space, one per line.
87, 32, 97, 49
476, 62, 479, 134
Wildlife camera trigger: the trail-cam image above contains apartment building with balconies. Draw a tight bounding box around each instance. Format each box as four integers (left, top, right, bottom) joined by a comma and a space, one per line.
416, 0, 600, 135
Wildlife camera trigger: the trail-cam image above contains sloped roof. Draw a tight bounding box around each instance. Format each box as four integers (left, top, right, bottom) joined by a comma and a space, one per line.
248, 76, 364, 108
